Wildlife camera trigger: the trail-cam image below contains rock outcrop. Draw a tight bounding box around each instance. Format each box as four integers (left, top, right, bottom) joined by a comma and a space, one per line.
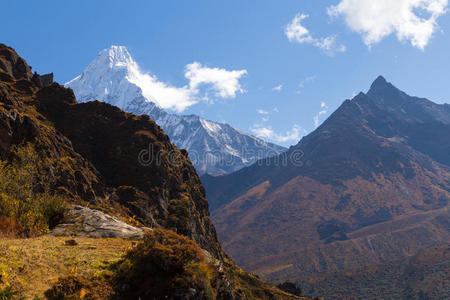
51, 206, 147, 239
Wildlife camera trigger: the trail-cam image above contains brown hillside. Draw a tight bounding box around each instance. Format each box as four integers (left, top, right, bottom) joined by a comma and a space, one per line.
204, 77, 450, 286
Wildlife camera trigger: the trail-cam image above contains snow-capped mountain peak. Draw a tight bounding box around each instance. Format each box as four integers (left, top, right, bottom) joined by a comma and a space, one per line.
102, 45, 134, 67
66, 46, 286, 174
66, 45, 160, 110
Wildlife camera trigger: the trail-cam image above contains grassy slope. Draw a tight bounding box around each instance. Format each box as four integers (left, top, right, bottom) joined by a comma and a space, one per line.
0, 236, 130, 298
0, 233, 305, 300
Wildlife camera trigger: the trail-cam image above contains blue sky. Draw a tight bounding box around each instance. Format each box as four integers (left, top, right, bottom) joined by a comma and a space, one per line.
3, 0, 450, 146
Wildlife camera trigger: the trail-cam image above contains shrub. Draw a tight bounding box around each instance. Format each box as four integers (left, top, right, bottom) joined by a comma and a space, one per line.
44, 275, 111, 300
113, 229, 215, 299
167, 194, 192, 234
0, 143, 67, 237
0, 217, 18, 238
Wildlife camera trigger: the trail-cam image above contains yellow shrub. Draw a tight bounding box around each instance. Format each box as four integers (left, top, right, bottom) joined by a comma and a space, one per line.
0, 143, 67, 237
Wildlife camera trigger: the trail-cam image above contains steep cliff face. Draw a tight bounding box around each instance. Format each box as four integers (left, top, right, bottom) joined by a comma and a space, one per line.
35, 84, 222, 256
203, 76, 450, 281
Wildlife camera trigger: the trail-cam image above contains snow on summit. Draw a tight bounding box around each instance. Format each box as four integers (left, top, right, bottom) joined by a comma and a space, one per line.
66, 45, 193, 112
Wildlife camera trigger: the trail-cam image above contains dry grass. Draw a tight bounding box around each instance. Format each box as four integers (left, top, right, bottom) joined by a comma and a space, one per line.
0, 235, 130, 299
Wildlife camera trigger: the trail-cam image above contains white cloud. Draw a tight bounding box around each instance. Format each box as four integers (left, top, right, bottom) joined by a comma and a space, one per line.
273, 84, 283, 91
252, 107, 303, 144
314, 101, 329, 128
128, 61, 247, 112
185, 62, 247, 98
256, 107, 278, 123
285, 14, 346, 55
299, 75, 316, 88
285, 14, 315, 44
296, 76, 317, 94
127, 64, 195, 112
327, 0, 448, 50
252, 124, 306, 143
315, 36, 347, 53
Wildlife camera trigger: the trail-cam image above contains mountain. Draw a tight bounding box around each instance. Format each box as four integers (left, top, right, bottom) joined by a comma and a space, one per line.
66, 46, 286, 175
202, 76, 450, 289
0, 43, 305, 299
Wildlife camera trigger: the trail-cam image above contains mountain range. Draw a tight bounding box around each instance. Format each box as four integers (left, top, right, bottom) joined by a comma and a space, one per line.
202, 76, 450, 296
3, 40, 448, 298
66, 46, 286, 175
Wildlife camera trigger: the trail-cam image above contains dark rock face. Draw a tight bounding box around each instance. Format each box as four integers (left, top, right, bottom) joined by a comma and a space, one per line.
34, 86, 221, 256
32, 72, 53, 88
204, 76, 450, 281
0, 44, 33, 80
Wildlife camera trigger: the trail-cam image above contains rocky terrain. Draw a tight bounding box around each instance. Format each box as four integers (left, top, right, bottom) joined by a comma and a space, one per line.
203, 77, 450, 297
0, 44, 304, 299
